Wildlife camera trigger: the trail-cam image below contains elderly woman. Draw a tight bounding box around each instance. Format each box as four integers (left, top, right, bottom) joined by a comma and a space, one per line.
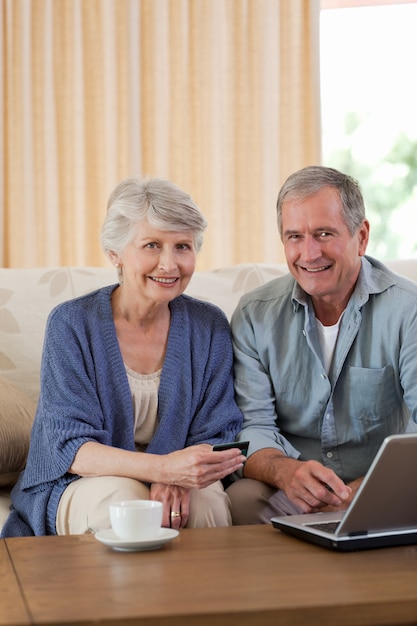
2, 176, 244, 537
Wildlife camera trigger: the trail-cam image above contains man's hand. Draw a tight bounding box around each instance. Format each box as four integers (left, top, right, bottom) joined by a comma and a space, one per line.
244, 448, 351, 513
282, 458, 352, 512
318, 476, 363, 512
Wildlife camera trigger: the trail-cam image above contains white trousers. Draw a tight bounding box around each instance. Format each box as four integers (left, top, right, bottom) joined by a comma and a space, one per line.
56, 476, 232, 535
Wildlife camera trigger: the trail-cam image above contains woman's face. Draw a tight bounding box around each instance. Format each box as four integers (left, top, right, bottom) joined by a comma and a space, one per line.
115, 219, 197, 305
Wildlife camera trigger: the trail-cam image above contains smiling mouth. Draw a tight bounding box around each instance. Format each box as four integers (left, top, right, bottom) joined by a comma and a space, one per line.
149, 276, 179, 284
301, 265, 332, 273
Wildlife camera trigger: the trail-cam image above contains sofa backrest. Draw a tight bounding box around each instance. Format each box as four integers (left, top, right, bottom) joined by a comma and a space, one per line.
0, 263, 289, 401
1, 259, 416, 401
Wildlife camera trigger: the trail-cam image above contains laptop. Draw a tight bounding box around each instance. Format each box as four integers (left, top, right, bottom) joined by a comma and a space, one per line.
271, 433, 417, 551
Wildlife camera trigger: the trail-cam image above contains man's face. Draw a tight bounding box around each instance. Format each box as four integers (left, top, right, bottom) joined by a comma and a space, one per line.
281, 186, 369, 319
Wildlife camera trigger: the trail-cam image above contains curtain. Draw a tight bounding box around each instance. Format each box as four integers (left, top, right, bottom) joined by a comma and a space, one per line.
1, 0, 321, 270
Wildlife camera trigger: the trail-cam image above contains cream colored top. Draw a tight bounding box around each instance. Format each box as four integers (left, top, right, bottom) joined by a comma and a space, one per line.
125, 365, 161, 451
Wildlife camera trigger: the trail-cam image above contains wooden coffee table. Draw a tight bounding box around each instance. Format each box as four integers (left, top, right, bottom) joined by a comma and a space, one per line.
0, 540, 29, 625
3, 524, 417, 625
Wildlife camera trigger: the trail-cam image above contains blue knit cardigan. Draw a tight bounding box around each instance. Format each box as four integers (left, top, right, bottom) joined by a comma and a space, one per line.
2, 285, 242, 536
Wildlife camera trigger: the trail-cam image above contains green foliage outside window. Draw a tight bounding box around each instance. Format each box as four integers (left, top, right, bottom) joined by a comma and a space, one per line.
325, 113, 417, 261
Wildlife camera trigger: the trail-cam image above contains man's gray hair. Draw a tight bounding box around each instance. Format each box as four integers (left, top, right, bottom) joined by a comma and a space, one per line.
276, 165, 366, 238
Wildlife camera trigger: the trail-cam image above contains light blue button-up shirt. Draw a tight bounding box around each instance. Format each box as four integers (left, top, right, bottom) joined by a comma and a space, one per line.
231, 256, 417, 483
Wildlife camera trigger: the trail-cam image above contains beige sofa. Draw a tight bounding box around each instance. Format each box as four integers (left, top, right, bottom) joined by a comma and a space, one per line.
1, 258, 417, 532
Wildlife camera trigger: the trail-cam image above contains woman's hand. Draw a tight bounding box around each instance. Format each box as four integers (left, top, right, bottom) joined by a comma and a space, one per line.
158, 443, 245, 489
69, 441, 245, 491
150, 483, 191, 529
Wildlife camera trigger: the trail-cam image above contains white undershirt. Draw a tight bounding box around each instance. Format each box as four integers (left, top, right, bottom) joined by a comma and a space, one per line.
315, 316, 342, 375
125, 365, 161, 451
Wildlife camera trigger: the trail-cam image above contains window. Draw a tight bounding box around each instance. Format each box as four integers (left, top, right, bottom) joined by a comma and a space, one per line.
320, 0, 417, 259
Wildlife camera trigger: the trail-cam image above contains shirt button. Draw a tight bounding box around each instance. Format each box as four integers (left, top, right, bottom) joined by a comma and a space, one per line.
326, 452, 333, 459
321, 373, 326, 379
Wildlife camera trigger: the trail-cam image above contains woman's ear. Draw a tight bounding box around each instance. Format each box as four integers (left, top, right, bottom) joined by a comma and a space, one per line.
108, 251, 120, 267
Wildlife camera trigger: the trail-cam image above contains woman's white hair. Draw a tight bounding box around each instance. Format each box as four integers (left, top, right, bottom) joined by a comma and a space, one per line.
101, 176, 207, 256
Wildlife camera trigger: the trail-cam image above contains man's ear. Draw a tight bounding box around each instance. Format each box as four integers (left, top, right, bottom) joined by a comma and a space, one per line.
358, 220, 370, 257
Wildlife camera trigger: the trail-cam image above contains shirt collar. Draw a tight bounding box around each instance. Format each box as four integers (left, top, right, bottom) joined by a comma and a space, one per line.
290, 255, 396, 313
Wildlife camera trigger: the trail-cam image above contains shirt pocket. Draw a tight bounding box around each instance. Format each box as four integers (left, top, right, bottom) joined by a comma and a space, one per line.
345, 365, 397, 424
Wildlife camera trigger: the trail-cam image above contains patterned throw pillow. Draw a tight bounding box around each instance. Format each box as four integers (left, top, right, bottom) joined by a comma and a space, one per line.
0, 375, 36, 488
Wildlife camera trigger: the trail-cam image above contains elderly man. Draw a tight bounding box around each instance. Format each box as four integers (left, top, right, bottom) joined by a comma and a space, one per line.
227, 165, 417, 524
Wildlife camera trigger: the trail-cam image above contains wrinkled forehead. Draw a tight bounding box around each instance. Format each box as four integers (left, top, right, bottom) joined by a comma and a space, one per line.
280, 187, 345, 229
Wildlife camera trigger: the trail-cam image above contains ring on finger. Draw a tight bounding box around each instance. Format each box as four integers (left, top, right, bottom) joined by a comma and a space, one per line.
170, 511, 181, 518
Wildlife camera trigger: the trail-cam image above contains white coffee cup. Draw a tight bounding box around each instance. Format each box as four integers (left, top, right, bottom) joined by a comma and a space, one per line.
109, 500, 163, 541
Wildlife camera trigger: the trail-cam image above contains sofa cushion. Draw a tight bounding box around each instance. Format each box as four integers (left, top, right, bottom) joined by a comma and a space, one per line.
0, 490, 12, 528
0, 266, 116, 402
186, 263, 289, 319
0, 375, 36, 488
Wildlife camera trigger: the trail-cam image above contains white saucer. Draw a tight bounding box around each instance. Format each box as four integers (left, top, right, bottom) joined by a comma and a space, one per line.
95, 527, 179, 552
